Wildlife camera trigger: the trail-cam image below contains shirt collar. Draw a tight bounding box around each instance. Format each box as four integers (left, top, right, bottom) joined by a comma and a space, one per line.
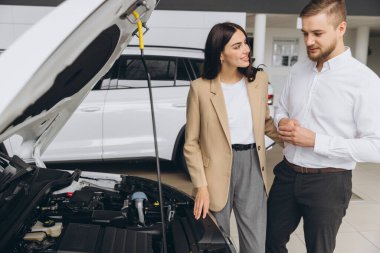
313, 47, 352, 72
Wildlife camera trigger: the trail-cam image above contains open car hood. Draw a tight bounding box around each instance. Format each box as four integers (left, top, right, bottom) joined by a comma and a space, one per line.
0, 0, 157, 167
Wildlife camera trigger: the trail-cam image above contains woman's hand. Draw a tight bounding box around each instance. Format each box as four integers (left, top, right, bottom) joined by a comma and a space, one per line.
194, 186, 209, 220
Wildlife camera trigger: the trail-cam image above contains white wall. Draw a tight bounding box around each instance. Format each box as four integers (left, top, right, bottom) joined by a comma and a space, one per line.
130, 10, 246, 48
0, 5, 53, 49
344, 28, 357, 56
368, 35, 380, 76
263, 27, 306, 105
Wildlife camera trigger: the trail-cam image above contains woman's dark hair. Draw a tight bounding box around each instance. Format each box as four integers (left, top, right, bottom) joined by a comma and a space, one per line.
202, 22, 261, 82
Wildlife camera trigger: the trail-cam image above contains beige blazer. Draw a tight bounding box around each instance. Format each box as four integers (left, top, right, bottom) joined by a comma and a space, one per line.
184, 71, 281, 212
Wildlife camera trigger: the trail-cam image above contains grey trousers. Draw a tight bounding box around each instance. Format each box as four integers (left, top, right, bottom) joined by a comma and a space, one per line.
213, 148, 267, 253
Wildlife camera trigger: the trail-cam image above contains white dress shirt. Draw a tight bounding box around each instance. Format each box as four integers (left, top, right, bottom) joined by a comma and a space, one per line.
221, 78, 255, 145
275, 48, 380, 169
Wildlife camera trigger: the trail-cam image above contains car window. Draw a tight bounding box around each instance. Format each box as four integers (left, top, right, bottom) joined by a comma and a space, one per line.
116, 55, 175, 88
92, 67, 113, 90
98, 53, 204, 90
175, 58, 191, 86
188, 59, 203, 79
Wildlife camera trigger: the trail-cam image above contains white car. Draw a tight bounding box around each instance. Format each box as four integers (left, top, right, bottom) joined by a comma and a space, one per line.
5, 46, 275, 173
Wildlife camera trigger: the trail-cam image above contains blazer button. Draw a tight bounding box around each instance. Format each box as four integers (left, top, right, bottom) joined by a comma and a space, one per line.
258, 145, 261, 150
261, 166, 265, 171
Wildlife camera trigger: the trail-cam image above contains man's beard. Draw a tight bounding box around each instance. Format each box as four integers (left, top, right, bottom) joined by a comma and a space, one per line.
307, 39, 337, 62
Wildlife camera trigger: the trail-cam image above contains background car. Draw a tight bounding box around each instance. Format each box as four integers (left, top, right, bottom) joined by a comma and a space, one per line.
5, 45, 275, 173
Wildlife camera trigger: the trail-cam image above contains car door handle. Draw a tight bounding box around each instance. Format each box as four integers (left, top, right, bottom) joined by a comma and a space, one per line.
172, 103, 186, 108
80, 106, 101, 112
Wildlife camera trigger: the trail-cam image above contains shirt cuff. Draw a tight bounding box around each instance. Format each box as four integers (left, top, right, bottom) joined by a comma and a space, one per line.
314, 133, 330, 156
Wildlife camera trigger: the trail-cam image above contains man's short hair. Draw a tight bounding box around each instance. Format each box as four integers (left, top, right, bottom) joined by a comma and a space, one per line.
300, 0, 347, 28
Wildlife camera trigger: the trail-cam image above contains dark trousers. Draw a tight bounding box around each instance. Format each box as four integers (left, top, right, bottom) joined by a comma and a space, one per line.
266, 159, 352, 253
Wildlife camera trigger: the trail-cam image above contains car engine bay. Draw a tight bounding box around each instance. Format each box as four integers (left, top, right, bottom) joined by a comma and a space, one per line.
0, 155, 235, 253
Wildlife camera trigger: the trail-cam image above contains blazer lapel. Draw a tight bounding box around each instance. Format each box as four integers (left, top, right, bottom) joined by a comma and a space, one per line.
247, 76, 264, 143
210, 78, 231, 146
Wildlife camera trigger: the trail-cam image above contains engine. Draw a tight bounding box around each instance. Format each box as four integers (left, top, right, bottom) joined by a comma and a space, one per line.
0, 163, 234, 253
10, 175, 192, 253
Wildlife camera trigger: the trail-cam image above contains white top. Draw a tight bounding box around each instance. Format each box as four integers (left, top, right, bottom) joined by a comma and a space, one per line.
275, 48, 380, 169
221, 78, 255, 145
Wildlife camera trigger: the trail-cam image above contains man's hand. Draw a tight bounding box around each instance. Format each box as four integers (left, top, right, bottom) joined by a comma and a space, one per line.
194, 186, 209, 220
278, 118, 316, 147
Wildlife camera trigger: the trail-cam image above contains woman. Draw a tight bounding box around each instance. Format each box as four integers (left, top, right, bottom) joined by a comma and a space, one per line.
183, 22, 281, 253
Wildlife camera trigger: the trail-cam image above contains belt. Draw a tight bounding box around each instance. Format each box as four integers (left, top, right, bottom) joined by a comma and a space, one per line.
284, 158, 347, 174
231, 143, 256, 151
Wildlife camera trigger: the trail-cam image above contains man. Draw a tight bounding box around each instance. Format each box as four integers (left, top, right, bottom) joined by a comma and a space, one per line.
266, 1, 380, 253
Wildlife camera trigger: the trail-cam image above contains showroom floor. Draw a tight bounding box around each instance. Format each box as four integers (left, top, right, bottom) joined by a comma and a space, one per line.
73, 144, 380, 253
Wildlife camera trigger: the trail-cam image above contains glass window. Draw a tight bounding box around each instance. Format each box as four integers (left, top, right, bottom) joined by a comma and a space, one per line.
189, 59, 204, 79
175, 58, 193, 86
176, 58, 191, 81
93, 72, 110, 90
92, 63, 117, 90
272, 38, 299, 67
116, 55, 175, 88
